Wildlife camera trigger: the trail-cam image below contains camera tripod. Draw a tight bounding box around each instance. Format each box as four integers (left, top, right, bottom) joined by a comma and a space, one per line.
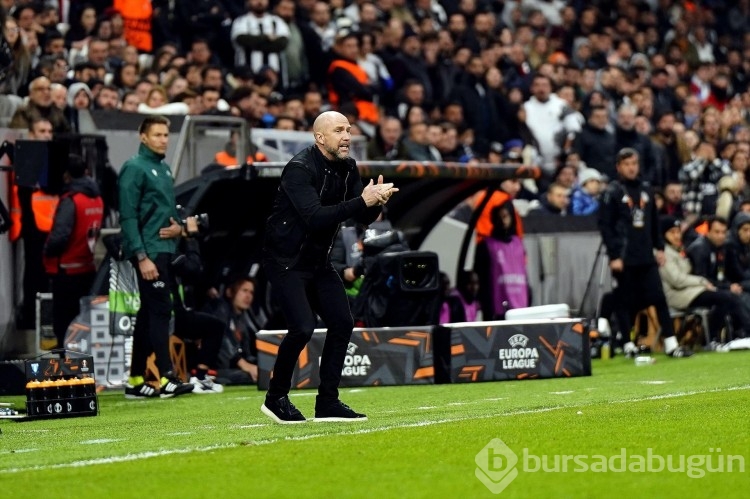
578, 240, 610, 330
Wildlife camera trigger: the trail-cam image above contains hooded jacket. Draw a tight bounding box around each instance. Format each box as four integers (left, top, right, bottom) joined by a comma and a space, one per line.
726, 211, 750, 290
43, 176, 103, 274
263, 145, 381, 269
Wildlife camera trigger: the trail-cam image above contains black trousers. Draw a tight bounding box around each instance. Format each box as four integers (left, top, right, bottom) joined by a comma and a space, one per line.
174, 308, 224, 370
51, 271, 95, 347
130, 253, 174, 376
613, 263, 675, 339
689, 290, 750, 341
264, 259, 354, 403
20, 232, 50, 329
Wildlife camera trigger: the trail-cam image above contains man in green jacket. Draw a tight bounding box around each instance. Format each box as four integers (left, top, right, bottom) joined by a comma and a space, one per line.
119, 115, 193, 399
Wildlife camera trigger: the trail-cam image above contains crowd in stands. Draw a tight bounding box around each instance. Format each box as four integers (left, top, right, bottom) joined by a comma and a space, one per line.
4, 0, 750, 363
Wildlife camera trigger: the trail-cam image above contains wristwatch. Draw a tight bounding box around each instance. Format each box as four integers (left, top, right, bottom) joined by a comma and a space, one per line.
136, 252, 148, 262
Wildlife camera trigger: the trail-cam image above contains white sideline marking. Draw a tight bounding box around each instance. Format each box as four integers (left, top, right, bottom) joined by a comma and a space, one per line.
80, 439, 124, 445
0, 449, 38, 454
2, 384, 749, 474
416, 406, 437, 410
166, 432, 193, 436
550, 391, 575, 395
236, 424, 269, 429
640, 381, 668, 385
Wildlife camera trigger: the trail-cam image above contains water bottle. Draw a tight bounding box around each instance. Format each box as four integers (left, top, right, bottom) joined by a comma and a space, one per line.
601, 342, 611, 360
634, 355, 655, 366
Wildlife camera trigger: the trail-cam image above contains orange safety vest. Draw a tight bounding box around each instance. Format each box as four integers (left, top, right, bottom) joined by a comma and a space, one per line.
214, 150, 267, 167
43, 191, 104, 275
31, 191, 59, 232
8, 173, 21, 242
113, 0, 153, 52
474, 190, 524, 242
327, 59, 380, 124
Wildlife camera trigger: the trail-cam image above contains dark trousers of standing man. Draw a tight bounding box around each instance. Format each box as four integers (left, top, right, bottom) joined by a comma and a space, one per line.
264, 260, 354, 403
613, 263, 675, 339
51, 271, 95, 348
130, 253, 174, 377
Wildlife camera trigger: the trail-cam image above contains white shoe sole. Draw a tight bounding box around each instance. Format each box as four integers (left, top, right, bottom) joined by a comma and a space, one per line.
260, 404, 307, 424
312, 416, 368, 422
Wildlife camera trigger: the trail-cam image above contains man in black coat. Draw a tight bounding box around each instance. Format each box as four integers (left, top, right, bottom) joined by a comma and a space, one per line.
598, 148, 692, 357
573, 105, 615, 178
615, 103, 662, 187
261, 111, 398, 424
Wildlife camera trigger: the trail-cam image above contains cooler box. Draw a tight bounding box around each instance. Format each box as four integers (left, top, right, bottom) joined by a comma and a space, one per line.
504, 303, 570, 321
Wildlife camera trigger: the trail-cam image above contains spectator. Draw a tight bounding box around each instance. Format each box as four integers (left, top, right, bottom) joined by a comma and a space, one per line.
615, 103, 661, 187
451, 55, 505, 156
112, 62, 138, 91
64, 4, 97, 51
327, 32, 379, 125
570, 168, 603, 216
573, 105, 616, 178
2, 15, 31, 96
9, 76, 71, 132
94, 84, 119, 111
652, 111, 691, 184
272, 0, 308, 92
397, 121, 433, 161
174, 1, 230, 66
660, 215, 750, 343
660, 181, 686, 219
120, 91, 140, 113
680, 142, 732, 217
528, 182, 569, 216
523, 73, 577, 177
49, 83, 67, 110
367, 116, 402, 160
231, 0, 290, 75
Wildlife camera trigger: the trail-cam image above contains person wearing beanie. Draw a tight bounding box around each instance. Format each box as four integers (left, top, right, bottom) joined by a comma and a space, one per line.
659, 215, 750, 344
598, 148, 692, 357
571, 168, 603, 215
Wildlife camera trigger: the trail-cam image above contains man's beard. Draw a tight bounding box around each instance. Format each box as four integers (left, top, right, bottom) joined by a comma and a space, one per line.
251, 6, 266, 15
325, 144, 348, 161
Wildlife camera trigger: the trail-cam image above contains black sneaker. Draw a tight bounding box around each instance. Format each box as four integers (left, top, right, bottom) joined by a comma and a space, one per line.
261, 395, 307, 424
669, 346, 694, 358
160, 371, 194, 398
125, 382, 159, 399
314, 400, 367, 422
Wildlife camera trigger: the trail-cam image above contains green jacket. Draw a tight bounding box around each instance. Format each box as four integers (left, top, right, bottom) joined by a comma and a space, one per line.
118, 144, 180, 260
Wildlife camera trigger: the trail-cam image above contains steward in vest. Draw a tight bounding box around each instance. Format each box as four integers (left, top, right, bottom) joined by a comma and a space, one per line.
327, 32, 380, 125
43, 154, 104, 347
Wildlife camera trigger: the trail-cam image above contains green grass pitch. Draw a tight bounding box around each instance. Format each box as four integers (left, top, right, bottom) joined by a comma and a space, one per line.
1, 351, 749, 498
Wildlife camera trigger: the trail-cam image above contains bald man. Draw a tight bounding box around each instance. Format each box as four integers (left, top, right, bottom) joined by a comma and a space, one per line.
261, 111, 397, 423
